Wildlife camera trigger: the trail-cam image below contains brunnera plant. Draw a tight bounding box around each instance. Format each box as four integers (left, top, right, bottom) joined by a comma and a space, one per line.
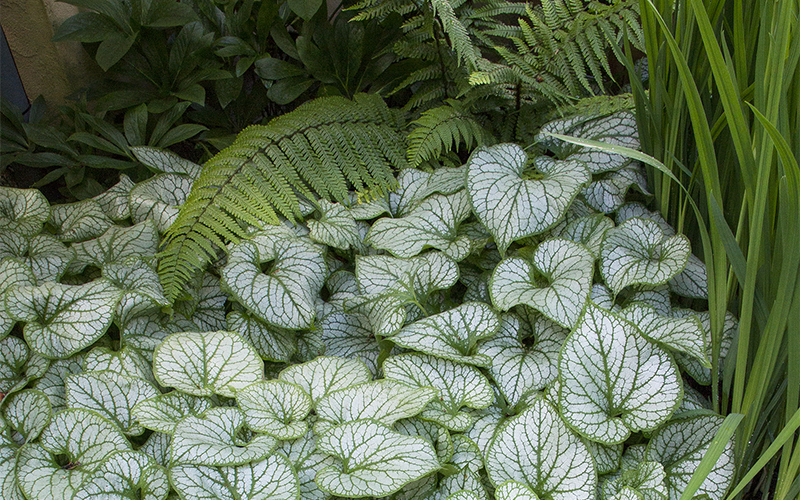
0, 101, 734, 500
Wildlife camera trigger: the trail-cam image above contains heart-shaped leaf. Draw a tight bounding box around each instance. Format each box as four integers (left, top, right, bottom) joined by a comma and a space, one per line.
170, 454, 299, 500
600, 218, 690, 295
237, 380, 312, 439
221, 231, 327, 329
5, 280, 121, 359
383, 353, 493, 431
478, 311, 568, 408
618, 304, 709, 367
30, 354, 83, 412
153, 330, 263, 397
315, 379, 437, 428
367, 192, 475, 260
490, 238, 593, 329
0, 187, 50, 235
582, 162, 649, 213
485, 395, 595, 500
0, 232, 73, 283
226, 309, 297, 363
50, 199, 114, 242
66, 370, 160, 436
0, 259, 36, 337
551, 214, 614, 258
277, 427, 335, 500
585, 440, 623, 475
645, 415, 735, 500
601, 460, 667, 500
15, 408, 131, 500
1, 432, 24, 500
70, 220, 159, 272
2, 389, 51, 444
130, 173, 193, 232
170, 407, 277, 466
389, 167, 466, 217
315, 419, 441, 497
308, 199, 362, 250
278, 356, 372, 405
84, 345, 157, 386
318, 309, 382, 374
72, 450, 169, 500
91, 174, 135, 220
537, 110, 639, 174
103, 258, 170, 324
389, 302, 499, 366
671, 310, 737, 385
669, 254, 708, 299
131, 146, 202, 178
171, 273, 227, 332
132, 391, 215, 434
467, 143, 590, 254
558, 303, 682, 444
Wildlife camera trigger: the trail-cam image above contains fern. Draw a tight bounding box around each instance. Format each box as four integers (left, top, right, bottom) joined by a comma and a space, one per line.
157, 94, 407, 302
406, 100, 491, 167
469, 0, 644, 106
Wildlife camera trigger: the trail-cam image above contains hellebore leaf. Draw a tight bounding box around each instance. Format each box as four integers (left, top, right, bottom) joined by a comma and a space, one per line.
485, 395, 596, 500
600, 218, 690, 295
72, 450, 169, 500
367, 191, 474, 260
279, 355, 372, 405
5, 280, 121, 359
66, 370, 160, 436
558, 303, 682, 444
645, 415, 735, 500
478, 311, 568, 408
467, 143, 590, 254
152, 330, 262, 397
50, 199, 113, 242
315, 379, 437, 428
490, 238, 593, 329
221, 230, 327, 329
132, 391, 215, 434
315, 419, 441, 497
15, 408, 130, 500
2, 389, 51, 444
0, 232, 73, 283
170, 454, 298, 500
389, 302, 499, 366
237, 380, 312, 440
383, 353, 493, 431
130, 173, 193, 232
0, 187, 50, 235
170, 407, 277, 466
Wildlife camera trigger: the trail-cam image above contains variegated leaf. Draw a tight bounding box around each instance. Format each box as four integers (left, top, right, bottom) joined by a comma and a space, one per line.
237, 380, 312, 439
170, 454, 298, 500
0, 187, 50, 235
279, 356, 372, 405
130, 173, 193, 232
72, 450, 169, 500
50, 199, 113, 242
132, 391, 215, 434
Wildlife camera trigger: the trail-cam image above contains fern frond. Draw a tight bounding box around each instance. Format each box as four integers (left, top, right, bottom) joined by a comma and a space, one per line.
157, 94, 407, 302
406, 100, 490, 167
430, 0, 479, 69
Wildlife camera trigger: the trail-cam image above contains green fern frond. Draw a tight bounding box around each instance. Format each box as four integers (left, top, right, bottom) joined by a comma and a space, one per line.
406, 100, 490, 167
157, 94, 407, 303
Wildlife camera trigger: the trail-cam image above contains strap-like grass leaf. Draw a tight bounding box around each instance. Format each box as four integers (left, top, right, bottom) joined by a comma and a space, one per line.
50, 199, 113, 242
277, 427, 335, 500
130, 173, 193, 232
0, 187, 49, 235
316, 379, 437, 428
467, 143, 590, 254
645, 415, 735, 500
5, 280, 121, 359
485, 395, 596, 499
0, 232, 73, 283
315, 419, 441, 497
226, 309, 297, 363
66, 370, 160, 436
237, 380, 312, 439
2, 389, 51, 444
367, 192, 474, 260
71, 220, 159, 272
390, 302, 499, 366
619, 304, 709, 367
558, 303, 682, 444
383, 353, 493, 431
279, 356, 372, 405
600, 218, 690, 295
170, 407, 276, 466
0, 259, 36, 338
72, 450, 169, 500
221, 231, 327, 329
490, 238, 593, 329
152, 330, 262, 397
478, 312, 568, 408
132, 391, 214, 434
15, 408, 130, 500
170, 454, 298, 500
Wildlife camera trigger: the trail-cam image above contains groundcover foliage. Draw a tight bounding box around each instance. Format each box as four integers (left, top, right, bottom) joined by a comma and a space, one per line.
0, 106, 736, 500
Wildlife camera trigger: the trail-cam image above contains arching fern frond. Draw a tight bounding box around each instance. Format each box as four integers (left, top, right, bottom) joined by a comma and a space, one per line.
157, 94, 407, 303
407, 100, 491, 167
